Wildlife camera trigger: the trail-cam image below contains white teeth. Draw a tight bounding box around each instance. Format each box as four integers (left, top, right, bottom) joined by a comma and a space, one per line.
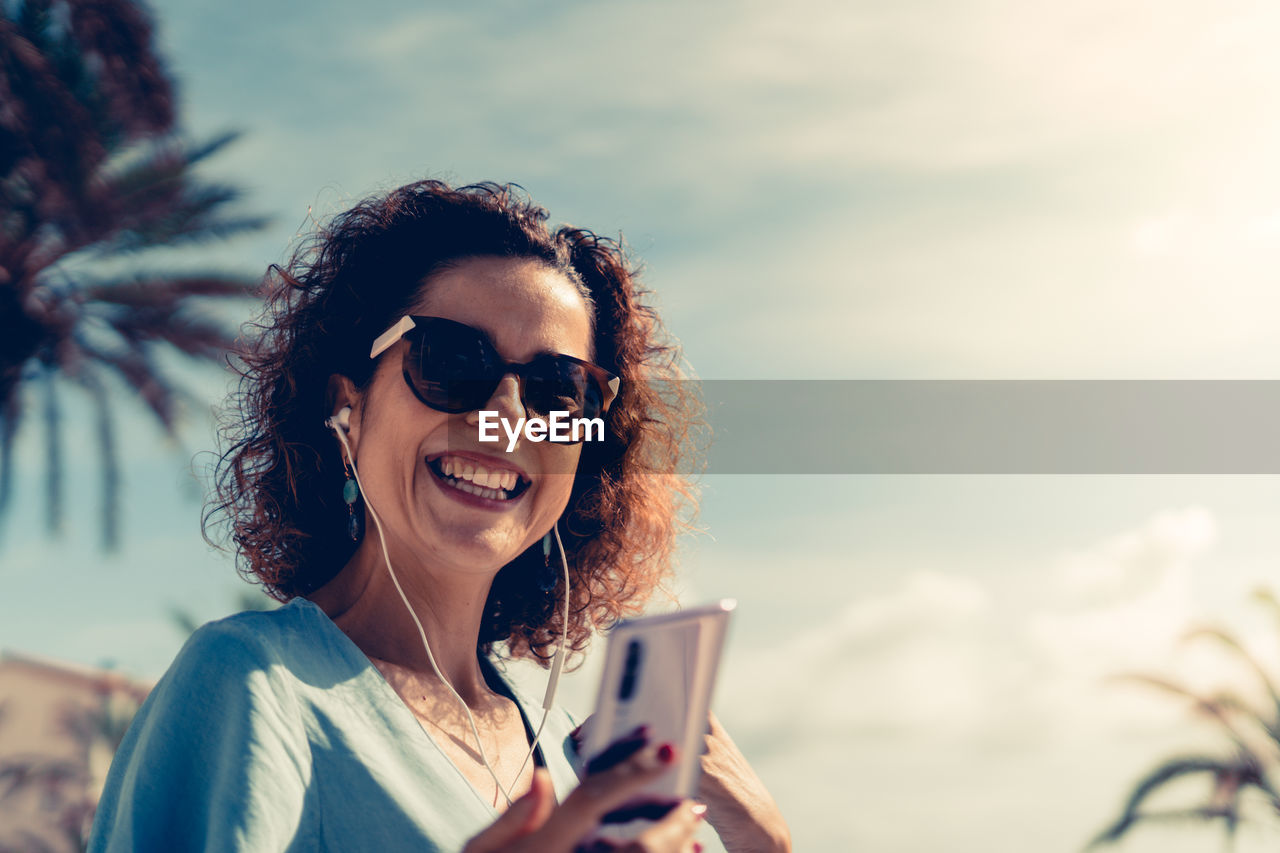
451, 480, 508, 501
434, 455, 523, 499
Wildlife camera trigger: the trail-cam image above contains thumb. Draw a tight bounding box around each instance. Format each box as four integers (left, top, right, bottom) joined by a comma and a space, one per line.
462, 769, 555, 853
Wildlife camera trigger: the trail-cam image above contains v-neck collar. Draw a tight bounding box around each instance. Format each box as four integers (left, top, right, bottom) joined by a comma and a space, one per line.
290, 597, 557, 815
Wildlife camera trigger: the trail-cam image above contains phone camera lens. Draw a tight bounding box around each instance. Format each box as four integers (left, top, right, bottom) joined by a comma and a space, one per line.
619, 640, 643, 701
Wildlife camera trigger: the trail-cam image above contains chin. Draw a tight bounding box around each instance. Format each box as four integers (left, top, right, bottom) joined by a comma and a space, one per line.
431, 525, 532, 572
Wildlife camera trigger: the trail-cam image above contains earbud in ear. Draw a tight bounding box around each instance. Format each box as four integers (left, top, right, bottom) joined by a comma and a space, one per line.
325, 406, 352, 433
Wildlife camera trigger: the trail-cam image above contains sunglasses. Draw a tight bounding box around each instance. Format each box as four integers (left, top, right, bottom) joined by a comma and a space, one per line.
370, 315, 621, 423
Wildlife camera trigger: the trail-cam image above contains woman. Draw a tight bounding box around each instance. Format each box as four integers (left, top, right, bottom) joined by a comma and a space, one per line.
88, 181, 790, 852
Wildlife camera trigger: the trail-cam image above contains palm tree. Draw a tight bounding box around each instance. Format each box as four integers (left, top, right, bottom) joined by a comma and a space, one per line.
0, 0, 267, 549
1090, 590, 1280, 849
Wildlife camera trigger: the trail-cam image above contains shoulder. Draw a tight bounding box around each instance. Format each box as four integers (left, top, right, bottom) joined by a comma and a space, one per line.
166, 599, 325, 684
88, 603, 320, 851
149, 617, 267, 706
128, 600, 335, 749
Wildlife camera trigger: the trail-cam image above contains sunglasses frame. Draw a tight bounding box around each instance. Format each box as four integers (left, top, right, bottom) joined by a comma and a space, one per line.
370, 315, 621, 418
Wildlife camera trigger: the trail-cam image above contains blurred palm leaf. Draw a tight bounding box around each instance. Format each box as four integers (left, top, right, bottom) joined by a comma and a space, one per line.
1091, 593, 1280, 848
0, 0, 267, 550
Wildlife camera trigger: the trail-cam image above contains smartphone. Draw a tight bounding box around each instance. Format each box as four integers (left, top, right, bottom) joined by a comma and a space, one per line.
580, 599, 736, 831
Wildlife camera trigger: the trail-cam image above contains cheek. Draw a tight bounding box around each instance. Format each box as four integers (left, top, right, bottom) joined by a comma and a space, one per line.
537, 450, 584, 514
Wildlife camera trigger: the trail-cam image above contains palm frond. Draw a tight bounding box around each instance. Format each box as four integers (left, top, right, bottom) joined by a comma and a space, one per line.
0, 16, 102, 196
70, 368, 119, 550
101, 178, 271, 255
236, 589, 277, 612
79, 275, 253, 368
168, 605, 201, 637
82, 273, 256, 305
63, 0, 174, 136
0, 387, 20, 521
28, 138, 267, 270
145, 314, 241, 361
1110, 673, 1260, 754
1183, 626, 1280, 747
89, 303, 244, 367
182, 129, 242, 166
39, 365, 62, 536
74, 341, 178, 435
14, 0, 55, 38
1251, 588, 1280, 636
1088, 754, 1268, 847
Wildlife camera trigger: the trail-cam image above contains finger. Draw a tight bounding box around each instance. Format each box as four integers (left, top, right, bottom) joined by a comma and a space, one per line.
526, 768, 557, 831
600, 798, 682, 824
573, 841, 623, 853
628, 800, 707, 852
461, 768, 555, 853
537, 741, 680, 847
585, 725, 650, 775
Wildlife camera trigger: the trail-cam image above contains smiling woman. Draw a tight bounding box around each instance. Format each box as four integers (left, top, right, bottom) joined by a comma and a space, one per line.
85, 181, 790, 852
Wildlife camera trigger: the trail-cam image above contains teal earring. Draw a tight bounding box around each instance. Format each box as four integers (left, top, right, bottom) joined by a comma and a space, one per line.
539, 530, 557, 593
342, 458, 362, 542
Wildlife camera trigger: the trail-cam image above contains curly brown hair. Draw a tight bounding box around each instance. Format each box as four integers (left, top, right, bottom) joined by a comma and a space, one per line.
204, 180, 702, 665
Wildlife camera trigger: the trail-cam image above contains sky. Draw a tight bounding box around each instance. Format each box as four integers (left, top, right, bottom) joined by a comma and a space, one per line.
5, 0, 1280, 850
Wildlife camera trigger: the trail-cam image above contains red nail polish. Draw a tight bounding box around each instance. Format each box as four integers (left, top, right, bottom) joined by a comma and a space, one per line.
657, 743, 676, 764
694, 844, 704, 853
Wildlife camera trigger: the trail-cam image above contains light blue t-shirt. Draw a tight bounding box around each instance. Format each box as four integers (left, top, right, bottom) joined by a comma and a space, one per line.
88, 598, 581, 852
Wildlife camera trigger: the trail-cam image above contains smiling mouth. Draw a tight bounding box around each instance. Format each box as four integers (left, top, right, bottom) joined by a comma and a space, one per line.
426, 454, 531, 502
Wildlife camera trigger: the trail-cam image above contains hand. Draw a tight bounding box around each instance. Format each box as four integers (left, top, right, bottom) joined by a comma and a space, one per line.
464, 730, 707, 853
697, 712, 791, 853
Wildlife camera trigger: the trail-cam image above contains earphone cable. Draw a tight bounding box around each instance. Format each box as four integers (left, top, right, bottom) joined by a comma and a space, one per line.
334, 426, 514, 806
331, 420, 568, 808
508, 522, 571, 786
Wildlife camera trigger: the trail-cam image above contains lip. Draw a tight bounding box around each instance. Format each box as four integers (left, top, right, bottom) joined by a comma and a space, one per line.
425, 449, 529, 483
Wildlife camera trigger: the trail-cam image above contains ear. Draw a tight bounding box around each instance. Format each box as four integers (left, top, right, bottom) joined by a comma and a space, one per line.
326, 374, 363, 453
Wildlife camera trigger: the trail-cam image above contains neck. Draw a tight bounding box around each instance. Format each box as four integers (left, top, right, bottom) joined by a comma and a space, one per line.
309, 536, 497, 704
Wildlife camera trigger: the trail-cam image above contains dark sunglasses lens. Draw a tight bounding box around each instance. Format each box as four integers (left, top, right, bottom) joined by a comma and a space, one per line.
403, 318, 611, 423
408, 321, 499, 412
523, 358, 604, 419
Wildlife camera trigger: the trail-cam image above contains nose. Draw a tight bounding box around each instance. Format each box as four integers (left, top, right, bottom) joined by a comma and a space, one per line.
465, 373, 526, 444
484, 373, 526, 419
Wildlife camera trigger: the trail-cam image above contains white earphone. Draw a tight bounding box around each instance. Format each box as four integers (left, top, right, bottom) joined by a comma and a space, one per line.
325, 406, 351, 433
325, 406, 568, 807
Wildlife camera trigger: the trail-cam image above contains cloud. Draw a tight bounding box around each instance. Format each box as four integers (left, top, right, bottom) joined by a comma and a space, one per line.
147, 0, 1280, 382
709, 505, 1280, 850
1052, 507, 1216, 605
721, 570, 997, 743
723, 507, 1236, 744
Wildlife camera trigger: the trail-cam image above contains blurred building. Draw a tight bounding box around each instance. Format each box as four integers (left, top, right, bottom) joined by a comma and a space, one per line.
0, 652, 149, 853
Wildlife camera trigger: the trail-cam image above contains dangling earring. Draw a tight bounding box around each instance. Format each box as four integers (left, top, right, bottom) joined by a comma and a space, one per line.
342, 457, 362, 542
539, 529, 558, 593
